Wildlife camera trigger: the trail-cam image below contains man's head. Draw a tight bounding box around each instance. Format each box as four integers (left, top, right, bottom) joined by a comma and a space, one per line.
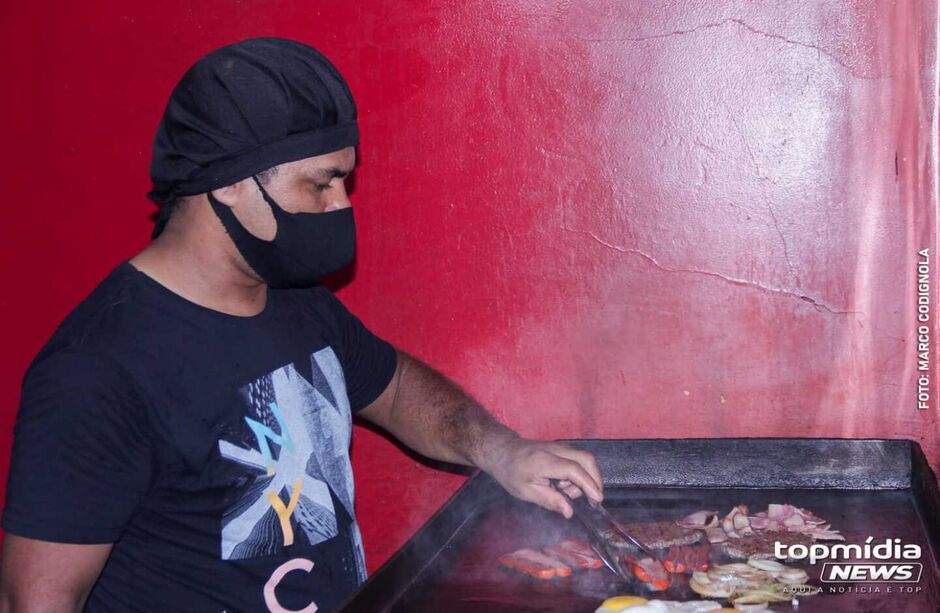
147, 38, 359, 287
171, 149, 355, 241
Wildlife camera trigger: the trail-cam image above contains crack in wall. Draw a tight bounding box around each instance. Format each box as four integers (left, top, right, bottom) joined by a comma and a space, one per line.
692, 137, 719, 155
565, 227, 860, 316
765, 204, 800, 286
727, 112, 801, 287
579, 17, 887, 80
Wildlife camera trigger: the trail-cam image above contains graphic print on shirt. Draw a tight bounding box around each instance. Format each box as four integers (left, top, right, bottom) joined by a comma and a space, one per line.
216, 347, 366, 582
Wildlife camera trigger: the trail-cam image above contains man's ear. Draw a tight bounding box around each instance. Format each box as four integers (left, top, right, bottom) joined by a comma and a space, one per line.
214, 177, 255, 208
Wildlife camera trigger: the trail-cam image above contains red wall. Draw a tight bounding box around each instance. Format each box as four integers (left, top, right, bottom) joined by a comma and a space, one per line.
1, 1, 937, 572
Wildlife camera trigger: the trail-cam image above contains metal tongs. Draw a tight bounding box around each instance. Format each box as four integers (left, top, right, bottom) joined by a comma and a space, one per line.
552, 481, 661, 583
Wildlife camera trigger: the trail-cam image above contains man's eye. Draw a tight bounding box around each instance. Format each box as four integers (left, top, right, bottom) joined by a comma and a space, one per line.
314, 183, 331, 192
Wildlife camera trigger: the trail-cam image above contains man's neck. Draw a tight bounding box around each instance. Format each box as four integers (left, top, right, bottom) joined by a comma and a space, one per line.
130, 228, 268, 318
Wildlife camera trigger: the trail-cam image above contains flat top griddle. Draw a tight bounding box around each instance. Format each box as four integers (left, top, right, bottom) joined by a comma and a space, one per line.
341, 439, 940, 613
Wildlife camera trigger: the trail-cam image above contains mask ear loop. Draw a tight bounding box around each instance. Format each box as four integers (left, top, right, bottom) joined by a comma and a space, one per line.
251, 175, 291, 216
206, 185, 284, 245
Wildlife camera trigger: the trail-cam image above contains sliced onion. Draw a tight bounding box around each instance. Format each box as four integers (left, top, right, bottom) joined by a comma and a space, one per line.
732, 585, 791, 604
692, 571, 712, 585
715, 563, 754, 572
788, 585, 822, 597
777, 569, 809, 585
783, 515, 805, 528
706, 527, 729, 543
746, 558, 784, 573
690, 577, 734, 598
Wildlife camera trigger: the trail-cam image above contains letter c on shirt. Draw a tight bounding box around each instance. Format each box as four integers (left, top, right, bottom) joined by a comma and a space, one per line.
264, 558, 318, 613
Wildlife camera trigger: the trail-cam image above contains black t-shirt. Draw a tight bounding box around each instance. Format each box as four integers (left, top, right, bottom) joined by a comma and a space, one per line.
2, 263, 397, 612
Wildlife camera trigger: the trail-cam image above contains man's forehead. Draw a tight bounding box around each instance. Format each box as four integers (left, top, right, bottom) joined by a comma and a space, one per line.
290, 147, 356, 175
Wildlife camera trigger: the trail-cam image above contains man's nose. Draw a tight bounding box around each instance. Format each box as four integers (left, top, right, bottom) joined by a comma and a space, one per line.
323, 184, 351, 212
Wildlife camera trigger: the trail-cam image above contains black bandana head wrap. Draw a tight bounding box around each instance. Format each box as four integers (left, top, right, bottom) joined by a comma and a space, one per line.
147, 37, 359, 238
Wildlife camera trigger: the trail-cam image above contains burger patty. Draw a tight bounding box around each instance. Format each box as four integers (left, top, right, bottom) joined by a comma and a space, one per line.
722, 531, 816, 560
602, 521, 703, 550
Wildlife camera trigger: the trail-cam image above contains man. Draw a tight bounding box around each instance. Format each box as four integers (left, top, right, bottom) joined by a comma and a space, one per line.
0, 38, 603, 612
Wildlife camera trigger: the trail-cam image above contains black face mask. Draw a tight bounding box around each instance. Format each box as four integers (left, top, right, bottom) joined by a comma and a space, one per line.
207, 176, 355, 288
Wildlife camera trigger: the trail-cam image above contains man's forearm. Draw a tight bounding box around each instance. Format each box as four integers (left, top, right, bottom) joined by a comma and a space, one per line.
0, 536, 108, 613
364, 352, 519, 471
359, 351, 604, 517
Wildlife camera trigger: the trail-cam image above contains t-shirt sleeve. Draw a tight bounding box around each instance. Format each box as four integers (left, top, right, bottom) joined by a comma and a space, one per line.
316, 288, 398, 412
2, 347, 154, 544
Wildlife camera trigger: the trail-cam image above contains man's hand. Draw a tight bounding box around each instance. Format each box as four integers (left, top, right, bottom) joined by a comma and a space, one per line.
477, 438, 604, 519
358, 352, 604, 519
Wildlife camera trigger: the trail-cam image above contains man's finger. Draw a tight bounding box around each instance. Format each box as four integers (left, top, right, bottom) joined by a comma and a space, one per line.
550, 458, 603, 503
528, 485, 573, 519
549, 445, 603, 500
550, 444, 604, 495
562, 483, 582, 499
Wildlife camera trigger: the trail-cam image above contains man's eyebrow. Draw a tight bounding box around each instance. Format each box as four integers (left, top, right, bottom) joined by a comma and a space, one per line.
308, 167, 353, 180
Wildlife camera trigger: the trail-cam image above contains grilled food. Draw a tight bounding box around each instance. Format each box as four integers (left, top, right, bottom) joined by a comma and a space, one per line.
721, 531, 815, 561
689, 558, 820, 608
596, 598, 723, 612
662, 543, 711, 573
497, 548, 572, 579
678, 504, 843, 544
627, 557, 672, 591
544, 539, 603, 569
603, 521, 703, 550
595, 595, 648, 612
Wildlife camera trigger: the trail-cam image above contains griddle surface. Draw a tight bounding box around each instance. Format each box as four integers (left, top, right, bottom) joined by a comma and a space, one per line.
388, 488, 939, 612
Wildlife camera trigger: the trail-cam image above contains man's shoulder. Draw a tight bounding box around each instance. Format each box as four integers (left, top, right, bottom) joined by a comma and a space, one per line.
49, 263, 156, 350
32, 263, 185, 383
24, 268, 147, 407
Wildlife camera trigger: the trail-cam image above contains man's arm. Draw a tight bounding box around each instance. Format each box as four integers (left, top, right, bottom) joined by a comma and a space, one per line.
357, 352, 603, 518
0, 534, 110, 613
